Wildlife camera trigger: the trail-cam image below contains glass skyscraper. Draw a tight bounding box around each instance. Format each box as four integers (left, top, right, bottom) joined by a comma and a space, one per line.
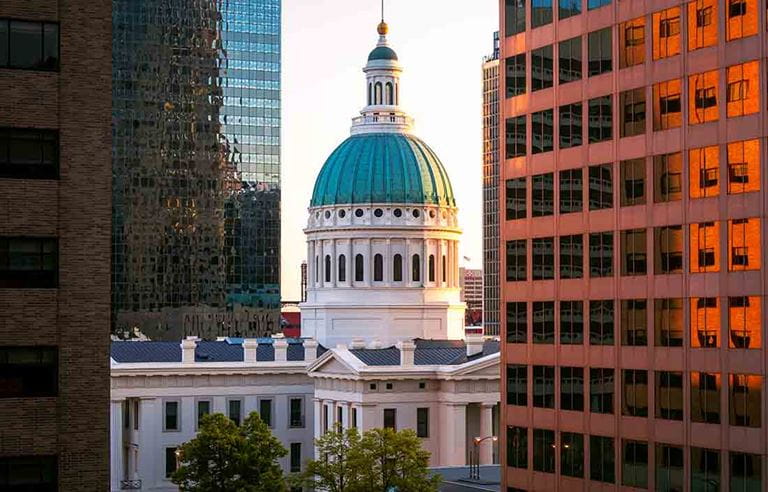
112, 0, 281, 340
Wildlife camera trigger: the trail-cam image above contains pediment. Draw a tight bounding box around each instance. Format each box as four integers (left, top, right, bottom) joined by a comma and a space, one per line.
307, 349, 361, 377
448, 353, 500, 378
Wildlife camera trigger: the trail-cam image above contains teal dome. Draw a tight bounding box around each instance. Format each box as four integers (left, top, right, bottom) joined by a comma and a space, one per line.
368, 46, 398, 61
311, 133, 455, 207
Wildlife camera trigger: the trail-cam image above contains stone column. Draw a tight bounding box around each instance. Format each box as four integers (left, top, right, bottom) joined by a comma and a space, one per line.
347, 240, 353, 286
110, 399, 124, 489
422, 238, 429, 285
342, 402, 352, 429
365, 239, 372, 287
385, 239, 392, 286
318, 240, 325, 287
437, 239, 444, 286
136, 397, 157, 482
439, 403, 467, 466
479, 403, 495, 465
330, 239, 337, 287
313, 398, 322, 453
308, 240, 315, 287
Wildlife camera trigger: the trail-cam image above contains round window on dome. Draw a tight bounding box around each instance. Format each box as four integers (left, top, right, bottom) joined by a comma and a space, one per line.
324, 211, 331, 219
355, 208, 364, 218
338, 209, 346, 218
412, 209, 420, 218
393, 208, 402, 218
374, 209, 383, 218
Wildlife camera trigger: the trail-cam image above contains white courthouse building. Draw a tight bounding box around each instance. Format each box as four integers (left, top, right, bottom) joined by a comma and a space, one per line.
110, 20, 500, 491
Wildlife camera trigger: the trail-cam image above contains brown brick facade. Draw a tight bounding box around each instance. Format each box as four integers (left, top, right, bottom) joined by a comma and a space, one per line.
0, 0, 111, 489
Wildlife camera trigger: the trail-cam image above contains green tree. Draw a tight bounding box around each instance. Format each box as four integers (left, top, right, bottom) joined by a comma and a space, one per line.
172, 412, 287, 492
302, 425, 362, 492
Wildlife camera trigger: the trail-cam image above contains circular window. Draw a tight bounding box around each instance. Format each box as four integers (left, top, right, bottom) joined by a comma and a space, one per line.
374, 208, 383, 217
338, 209, 346, 218
355, 208, 364, 218
324, 210, 331, 219
412, 209, 420, 218
393, 208, 402, 218
429, 210, 436, 218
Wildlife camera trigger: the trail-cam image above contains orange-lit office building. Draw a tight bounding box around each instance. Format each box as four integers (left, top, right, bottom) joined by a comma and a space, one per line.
499, 0, 766, 489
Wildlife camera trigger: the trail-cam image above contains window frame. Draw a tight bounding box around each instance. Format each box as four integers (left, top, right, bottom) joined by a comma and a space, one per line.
163, 399, 181, 432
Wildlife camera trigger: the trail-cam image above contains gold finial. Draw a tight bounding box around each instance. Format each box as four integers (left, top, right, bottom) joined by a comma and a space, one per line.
377, 20, 389, 35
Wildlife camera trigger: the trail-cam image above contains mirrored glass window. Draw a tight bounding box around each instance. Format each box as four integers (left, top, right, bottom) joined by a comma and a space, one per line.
588, 96, 612, 142
559, 234, 583, 279
620, 158, 645, 206
688, 0, 718, 50
689, 69, 719, 125
652, 7, 681, 60
506, 54, 527, 97
505, 0, 527, 36
653, 79, 682, 130
558, 36, 582, 84
559, 169, 583, 213
728, 218, 761, 271
690, 222, 720, 273
620, 88, 646, 137
691, 297, 721, 348
588, 28, 612, 76
506, 240, 527, 282
590, 299, 614, 345
653, 152, 682, 202
590, 367, 614, 413
532, 301, 555, 344
621, 299, 647, 346
726, 60, 760, 118
559, 103, 582, 149
533, 365, 555, 408
656, 371, 683, 420
532, 0, 553, 28
532, 237, 554, 280
655, 298, 683, 347
532, 173, 554, 217
729, 452, 762, 491
506, 116, 527, 158
589, 232, 613, 277
532, 45, 553, 91
560, 300, 584, 344
727, 139, 760, 194
689, 145, 719, 198
621, 229, 647, 276
622, 369, 648, 417
691, 372, 721, 423
506, 177, 527, 219
559, 0, 581, 19
622, 440, 648, 488
532, 109, 554, 154
728, 296, 761, 349
726, 0, 758, 41
729, 373, 762, 427
619, 17, 645, 68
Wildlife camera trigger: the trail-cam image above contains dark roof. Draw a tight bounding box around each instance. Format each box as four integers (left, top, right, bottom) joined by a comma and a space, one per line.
111, 338, 309, 363
349, 347, 400, 366
349, 339, 500, 367
368, 45, 398, 61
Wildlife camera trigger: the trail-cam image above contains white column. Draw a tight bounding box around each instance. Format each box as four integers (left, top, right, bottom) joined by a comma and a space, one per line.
347, 240, 353, 286
385, 239, 392, 286
110, 400, 124, 490
453, 241, 460, 288
341, 402, 351, 429
439, 403, 467, 466
319, 241, 325, 287
136, 397, 157, 484
313, 398, 322, 454
479, 403, 494, 465
330, 240, 337, 287
436, 239, 444, 287
308, 241, 315, 287
422, 239, 429, 285
365, 239, 372, 287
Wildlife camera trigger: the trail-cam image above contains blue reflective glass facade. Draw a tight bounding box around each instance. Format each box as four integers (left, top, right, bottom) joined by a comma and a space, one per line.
112, 0, 281, 339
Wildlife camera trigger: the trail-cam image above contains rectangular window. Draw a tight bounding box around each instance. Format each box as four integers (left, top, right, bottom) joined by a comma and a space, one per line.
689, 69, 719, 124
730, 452, 762, 491
729, 296, 761, 349
590, 299, 614, 345
656, 444, 684, 491
622, 369, 648, 417
383, 408, 396, 429
507, 364, 527, 405
653, 152, 682, 202
533, 365, 555, 408
656, 371, 684, 420
531, 173, 553, 217
559, 234, 583, 279
729, 373, 761, 427
1, 19, 59, 71
507, 302, 527, 343
289, 397, 304, 428
290, 443, 302, 473
0, 128, 59, 179
620, 17, 645, 68
560, 366, 584, 411
0, 237, 58, 288
653, 79, 682, 131
532, 301, 554, 344
728, 218, 761, 271
621, 228, 647, 276
588, 164, 612, 210
532, 237, 554, 280
691, 371, 721, 423
165, 447, 177, 478
559, 169, 583, 213
652, 7, 681, 60
532, 0, 553, 27
727, 139, 760, 194
505, 54, 526, 98
691, 447, 720, 491
533, 429, 555, 473
622, 440, 648, 488
196, 400, 211, 429
588, 95, 612, 143
621, 299, 647, 346
688, 0, 718, 51
561, 432, 584, 478
689, 145, 719, 199
506, 240, 527, 282
559, 0, 581, 19
0, 346, 57, 398
559, 103, 582, 149
654, 226, 684, 274
620, 88, 646, 137
505, 116, 526, 158
726, 0, 758, 41
227, 399, 242, 426
726, 61, 759, 117
589, 232, 613, 277
588, 0, 610, 9
505, 0, 526, 36
560, 300, 583, 344
164, 401, 179, 431
531, 109, 554, 154
558, 36, 582, 84
590, 368, 614, 413
351, 407, 357, 428
690, 222, 720, 273
587, 28, 612, 76
416, 408, 429, 437
655, 298, 684, 347
258, 399, 271, 427
507, 426, 528, 469
0, 455, 57, 489
506, 177, 527, 219
531, 45, 553, 91
590, 435, 615, 483
620, 158, 645, 206
691, 297, 721, 348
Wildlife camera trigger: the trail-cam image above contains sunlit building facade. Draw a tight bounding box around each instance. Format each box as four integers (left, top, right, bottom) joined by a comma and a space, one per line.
112, 0, 281, 340
499, 0, 766, 490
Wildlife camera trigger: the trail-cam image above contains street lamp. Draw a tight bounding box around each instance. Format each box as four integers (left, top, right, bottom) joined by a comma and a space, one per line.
469, 435, 498, 480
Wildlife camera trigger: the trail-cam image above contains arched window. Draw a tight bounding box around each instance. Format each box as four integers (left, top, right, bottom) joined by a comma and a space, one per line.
393, 254, 403, 282
374, 82, 383, 105
385, 82, 393, 105
442, 255, 447, 282
428, 255, 435, 282
374, 254, 383, 281
338, 254, 346, 282
355, 254, 364, 282
324, 255, 331, 283
368, 83, 372, 105
412, 254, 421, 282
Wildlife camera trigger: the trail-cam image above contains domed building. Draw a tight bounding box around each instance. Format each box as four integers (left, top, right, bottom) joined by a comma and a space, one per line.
301, 21, 466, 348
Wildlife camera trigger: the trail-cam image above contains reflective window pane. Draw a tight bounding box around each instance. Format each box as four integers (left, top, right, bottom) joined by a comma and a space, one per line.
728, 296, 761, 349
532, 301, 554, 344
656, 444, 684, 491
505, 0, 527, 36
532, 0, 553, 28
688, 0, 718, 51
590, 299, 614, 345
588, 164, 612, 210
691, 297, 721, 348
590, 435, 615, 483
560, 366, 584, 412
691, 371, 721, 423
620, 158, 645, 206
728, 218, 761, 271
506, 240, 527, 282
560, 300, 584, 344
0, 20, 7, 66
558, 36, 582, 84
653, 79, 682, 130
729, 373, 762, 427
533, 365, 555, 408
620, 228, 647, 276
559, 0, 581, 19
9, 21, 41, 69
653, 152, 682, 202
533, 429, 555, 473
532, 173, 554, 216
726, 60, 760, 118
506, 177, 527, 219
587, 28, 612, 76
559, 168, 583, 213
561, 432, 584, 478
588, 95, 612, 142
654, 226, 683, 274
622, 369, 648, 417
690, 221, 721, 273
532, 237, 554, 280
729, 452, 762, 491
621, 299, 647, 346
622, 439, 648, 488
559, 234, 583, 279
620, 88, 646, 137
589, 231, 613, 277
588, 0, 610, 11
507, 364, 527, 405
689, 69, 719, 124
532, 45, 553, 91
655, 298, 684, 347
727, 139, 760, 194
652, 7, 681, 60
656, 371, 683, 420
559, 103, 582, 149
507, 426, 528, 468
590, 367, 614, 413
506, 115, 527, 158
689, 145, 719, 198
726, 0, 758, 41
619, 17, 645, 68
506, 54, 526, 98
531, 109, 554, 154
506, 301, 527, 343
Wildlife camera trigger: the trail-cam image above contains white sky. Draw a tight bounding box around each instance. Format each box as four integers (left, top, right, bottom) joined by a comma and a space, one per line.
280, 0, 498, 300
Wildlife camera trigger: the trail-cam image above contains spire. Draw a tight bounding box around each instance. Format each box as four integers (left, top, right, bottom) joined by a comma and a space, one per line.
377, 0, 388, 39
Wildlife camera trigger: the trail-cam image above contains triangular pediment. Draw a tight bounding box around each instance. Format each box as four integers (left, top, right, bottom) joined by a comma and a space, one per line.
447, 352, 500, 378
307, 348, 362, 377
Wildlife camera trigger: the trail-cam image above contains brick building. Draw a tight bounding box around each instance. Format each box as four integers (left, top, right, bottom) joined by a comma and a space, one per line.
499, 0, 767, 490
0, 1, 111, 490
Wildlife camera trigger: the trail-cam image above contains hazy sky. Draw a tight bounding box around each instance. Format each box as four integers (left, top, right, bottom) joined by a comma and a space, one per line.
280, 0, 498, 300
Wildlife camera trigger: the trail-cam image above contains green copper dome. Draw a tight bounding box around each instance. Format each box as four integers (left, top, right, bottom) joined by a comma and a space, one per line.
368, 46, 398, 61
311, 133, 455, 207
